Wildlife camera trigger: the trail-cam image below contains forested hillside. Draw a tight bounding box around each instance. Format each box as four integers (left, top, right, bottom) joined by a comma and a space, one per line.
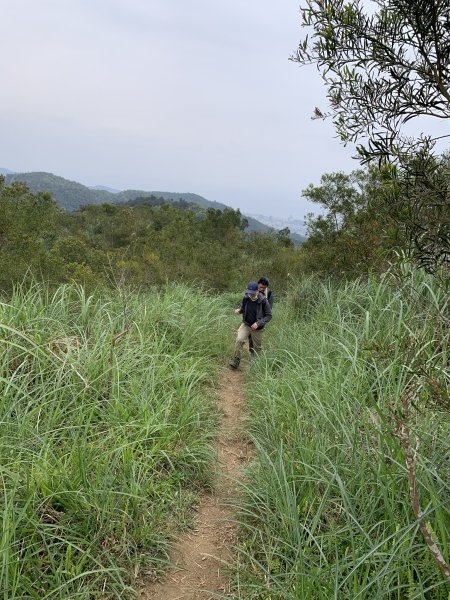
5, 171, 113, 211
4, 171, 227, 211
0, 176, 301, 293
3, 170, 292, 237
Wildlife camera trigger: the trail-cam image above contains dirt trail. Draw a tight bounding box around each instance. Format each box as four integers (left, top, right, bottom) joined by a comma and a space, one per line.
140, 368, 251, 600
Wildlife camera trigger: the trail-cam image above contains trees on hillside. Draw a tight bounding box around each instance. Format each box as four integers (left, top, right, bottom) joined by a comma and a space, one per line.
0, 178, 302, 293
300, 167, 399, 275
293, 0, 450, 273
0, 177, 63, 287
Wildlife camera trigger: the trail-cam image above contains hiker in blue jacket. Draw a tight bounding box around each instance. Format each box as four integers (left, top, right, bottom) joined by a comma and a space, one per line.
229, 281, 272, 370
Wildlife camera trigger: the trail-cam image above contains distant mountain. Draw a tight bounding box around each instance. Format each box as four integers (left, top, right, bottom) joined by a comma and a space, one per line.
89, 185, 121, 193
6, 172, 226, 211
245, 214, 307, 244
117, 190, 228, 211
3, 171, 233, 213
3, 171, 303, 240
5, 172, 114, 212
0, 167, 16, 175
245, 213, 307, 237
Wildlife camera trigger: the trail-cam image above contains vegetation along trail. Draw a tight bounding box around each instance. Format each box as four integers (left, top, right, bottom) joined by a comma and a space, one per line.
141, 368, 251, 599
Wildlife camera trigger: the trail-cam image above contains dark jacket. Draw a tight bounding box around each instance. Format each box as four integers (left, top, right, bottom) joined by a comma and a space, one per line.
238, 293, 272, 329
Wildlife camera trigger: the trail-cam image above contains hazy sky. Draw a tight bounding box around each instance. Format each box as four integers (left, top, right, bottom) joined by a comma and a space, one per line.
1, 0, 358, 219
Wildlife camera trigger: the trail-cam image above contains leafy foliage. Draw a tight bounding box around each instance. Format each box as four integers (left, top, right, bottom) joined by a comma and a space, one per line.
292, 0, 450, 274
0, 177, 302, 293
380, 149, 450, 273
292, 0, 450, 161
299, 167, 400, 275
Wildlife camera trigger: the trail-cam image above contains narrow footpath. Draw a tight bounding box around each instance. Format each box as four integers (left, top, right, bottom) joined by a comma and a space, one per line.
140, 368, 251, 600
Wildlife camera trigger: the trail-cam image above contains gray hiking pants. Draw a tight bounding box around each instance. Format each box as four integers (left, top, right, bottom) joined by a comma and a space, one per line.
234, 323, 263, 360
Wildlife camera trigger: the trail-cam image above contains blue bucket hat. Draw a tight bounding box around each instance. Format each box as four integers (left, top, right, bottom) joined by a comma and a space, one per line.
245, 281, 258, 295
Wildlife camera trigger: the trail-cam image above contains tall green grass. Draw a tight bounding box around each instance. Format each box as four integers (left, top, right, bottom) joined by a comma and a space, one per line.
234, 268, 449, 599
0, 283, 233, 598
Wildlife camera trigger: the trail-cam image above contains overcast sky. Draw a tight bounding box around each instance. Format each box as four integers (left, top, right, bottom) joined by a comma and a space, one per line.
1, 0, 358, 219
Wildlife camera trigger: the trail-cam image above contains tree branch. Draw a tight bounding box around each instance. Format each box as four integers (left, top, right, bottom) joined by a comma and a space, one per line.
395, 388, 450, 582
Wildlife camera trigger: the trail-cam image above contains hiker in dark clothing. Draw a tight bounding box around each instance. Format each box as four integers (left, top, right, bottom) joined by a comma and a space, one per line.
248, 277, 274, 356
258, 277, 274, 307
229, 281, 272, 369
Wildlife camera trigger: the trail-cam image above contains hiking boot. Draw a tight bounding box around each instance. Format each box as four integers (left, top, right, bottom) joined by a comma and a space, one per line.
229, 357, 240, 370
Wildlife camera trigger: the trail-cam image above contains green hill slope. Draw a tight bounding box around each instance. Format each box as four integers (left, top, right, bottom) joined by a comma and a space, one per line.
5, 172, 112, 211
4, 171, 304, 241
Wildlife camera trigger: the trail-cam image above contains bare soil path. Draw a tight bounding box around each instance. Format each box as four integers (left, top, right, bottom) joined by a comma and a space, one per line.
140, 368, 251, 600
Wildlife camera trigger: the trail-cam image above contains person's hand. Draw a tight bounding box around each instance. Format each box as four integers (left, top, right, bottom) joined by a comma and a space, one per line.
234, 308, 241, 315
251, 322, 259, 330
